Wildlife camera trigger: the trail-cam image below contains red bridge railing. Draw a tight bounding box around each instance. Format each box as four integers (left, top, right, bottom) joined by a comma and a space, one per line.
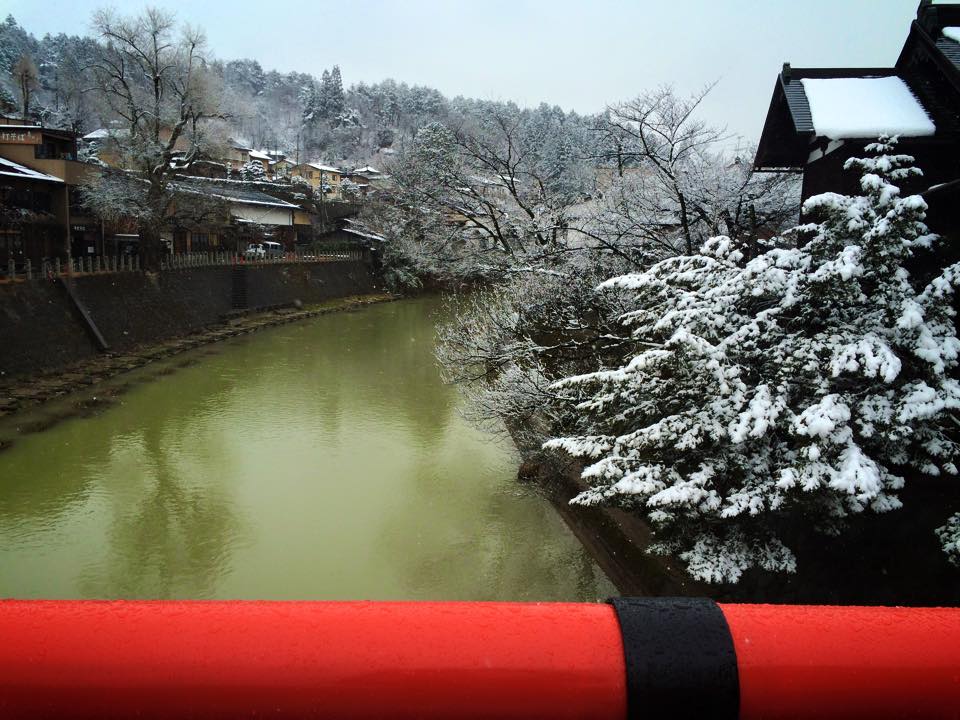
0, 599, 957, 719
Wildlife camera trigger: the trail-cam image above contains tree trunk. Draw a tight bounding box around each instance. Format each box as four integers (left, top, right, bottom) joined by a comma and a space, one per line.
139, 222, 163, 272
678, 191, 693, 255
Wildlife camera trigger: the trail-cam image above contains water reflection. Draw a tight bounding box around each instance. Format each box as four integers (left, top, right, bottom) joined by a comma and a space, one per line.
0, 298, 614, 600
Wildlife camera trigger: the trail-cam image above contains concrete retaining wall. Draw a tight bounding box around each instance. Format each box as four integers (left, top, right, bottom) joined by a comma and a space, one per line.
0, 261, 381, 379
0, 281, 97, 378
244, 261, 376, 310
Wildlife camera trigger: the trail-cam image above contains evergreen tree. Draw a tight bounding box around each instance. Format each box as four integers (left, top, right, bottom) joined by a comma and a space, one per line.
300, 81, 319, 125
328, 65, 345, 116
0, 84, 15, 114
546, 139, 960, 583
316, 66, 345, 120
317, 68, 332, 119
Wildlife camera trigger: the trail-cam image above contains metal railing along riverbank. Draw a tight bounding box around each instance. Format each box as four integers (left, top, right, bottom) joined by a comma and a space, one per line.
1, 249, 366, 282
0, 598, 958, 719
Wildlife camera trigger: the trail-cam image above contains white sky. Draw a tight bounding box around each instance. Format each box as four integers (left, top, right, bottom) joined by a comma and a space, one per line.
4, 0, 923, 142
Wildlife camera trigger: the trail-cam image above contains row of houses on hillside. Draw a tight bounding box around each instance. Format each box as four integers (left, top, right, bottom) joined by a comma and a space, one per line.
81, 128, 391, 203
0, 116, 384, 268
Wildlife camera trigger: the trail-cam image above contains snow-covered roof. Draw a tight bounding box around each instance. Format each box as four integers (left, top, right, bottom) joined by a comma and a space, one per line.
342, 227, 385, 243
353, 165, 380, 175
0, 157, 63, 183
82, 128, 129, 140
799, 77, 936, 140
248, 149, 271, 161
944, 27, 960, 44
215, 193, 298, 209
173, 180, 299, 209
298, 162, 340, 173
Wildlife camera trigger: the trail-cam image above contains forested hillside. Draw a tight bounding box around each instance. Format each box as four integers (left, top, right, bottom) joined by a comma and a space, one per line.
0, 14, 594, 166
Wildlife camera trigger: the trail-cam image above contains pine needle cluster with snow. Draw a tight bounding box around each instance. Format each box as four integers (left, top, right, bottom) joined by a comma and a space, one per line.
546, 139, 960, 582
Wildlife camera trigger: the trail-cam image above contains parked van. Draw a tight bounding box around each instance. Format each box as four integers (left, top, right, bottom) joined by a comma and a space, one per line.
262, 241, 284, 259
244, 241, 285, 260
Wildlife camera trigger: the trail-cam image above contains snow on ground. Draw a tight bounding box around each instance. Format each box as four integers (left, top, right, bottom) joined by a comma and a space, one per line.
800, 77, 936, 140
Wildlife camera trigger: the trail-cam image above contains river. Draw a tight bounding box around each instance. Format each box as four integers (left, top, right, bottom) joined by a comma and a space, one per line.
0, 297, 615, 601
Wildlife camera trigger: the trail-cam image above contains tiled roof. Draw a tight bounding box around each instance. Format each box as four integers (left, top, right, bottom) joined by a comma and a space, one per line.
936, 35, 960, 71
781, 78, 814, 133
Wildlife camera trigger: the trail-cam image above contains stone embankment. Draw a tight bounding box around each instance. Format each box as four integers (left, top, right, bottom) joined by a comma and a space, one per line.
0, 257, 389, 427
0, 258, 381, 380
0, 294, 397, 457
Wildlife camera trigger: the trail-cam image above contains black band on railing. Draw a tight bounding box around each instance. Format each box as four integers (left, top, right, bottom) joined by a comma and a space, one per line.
608, 597, 739, 720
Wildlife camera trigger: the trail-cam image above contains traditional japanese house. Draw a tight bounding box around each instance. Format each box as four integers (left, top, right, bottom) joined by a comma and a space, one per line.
755, 1, 960, 237
168, 180, 300, 253
290, 162, 343, 200
0, 157, 65, 269
0, 118, 100, 261
223, 140, 252, 173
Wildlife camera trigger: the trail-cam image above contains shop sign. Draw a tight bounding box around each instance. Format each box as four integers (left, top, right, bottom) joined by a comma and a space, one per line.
0, 130, 41, 144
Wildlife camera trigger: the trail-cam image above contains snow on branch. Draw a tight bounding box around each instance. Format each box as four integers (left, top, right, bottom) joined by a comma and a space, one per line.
545, 139, 960, 583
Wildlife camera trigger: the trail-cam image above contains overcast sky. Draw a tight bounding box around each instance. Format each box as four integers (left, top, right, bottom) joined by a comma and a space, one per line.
6, 0, 923, 142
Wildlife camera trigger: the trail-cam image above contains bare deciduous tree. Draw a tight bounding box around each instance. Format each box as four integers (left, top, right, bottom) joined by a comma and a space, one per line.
603, 85, 726, 255
85, 7, 227, 270
11, 54, 38, 120
590, 85, 799, 259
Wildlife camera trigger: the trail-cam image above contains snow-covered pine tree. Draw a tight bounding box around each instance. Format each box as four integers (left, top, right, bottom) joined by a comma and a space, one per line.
316, 69, 332, 119
316, 67, 345, 120
300, 82, 319, 125
545, 138, 960, 583
328, 65, 345, 116
0, 83, 15, 114
240, 159, 265, 181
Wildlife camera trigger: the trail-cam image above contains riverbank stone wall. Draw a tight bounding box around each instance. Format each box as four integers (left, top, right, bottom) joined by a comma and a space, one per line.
0, 261, 381, 379
244, 261, 377, 310
0, 281, 98, 378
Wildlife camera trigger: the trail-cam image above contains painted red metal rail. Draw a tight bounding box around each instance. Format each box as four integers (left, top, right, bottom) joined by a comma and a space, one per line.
0, 599, 957, 719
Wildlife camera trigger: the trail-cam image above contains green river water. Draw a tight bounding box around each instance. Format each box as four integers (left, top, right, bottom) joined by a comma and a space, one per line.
0, 297, 614, 600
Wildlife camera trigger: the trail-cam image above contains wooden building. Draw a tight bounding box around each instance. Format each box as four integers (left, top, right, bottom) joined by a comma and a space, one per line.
223, 140, 252, 173
0, 157, 65, 269
270, 157, 293, 179
0, 119, 99, 262
755, 0, 960, 233
290, 162, 343, 200
167, 180, 300, 253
